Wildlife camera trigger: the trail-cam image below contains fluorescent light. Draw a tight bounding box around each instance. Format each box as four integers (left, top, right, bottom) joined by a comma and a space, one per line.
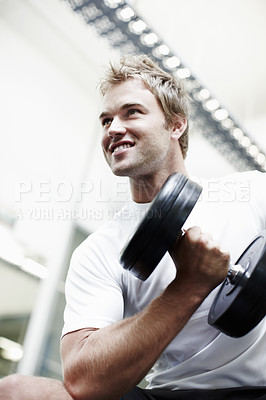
140, 32, 158, 47
103, 0, 123, 8
128, 19, 147, 34
163, 56, 180, 69
204, 99, 220, 111
213, 108, 229, 121
116, 6, 134, 22
221, 118, 234, 129
0, 337, 23, 362
231, 128, 244, 140
175, 68, 191, 79
239, 136, 251, 148
152, 44, 170, 58
256, 153, 266, 165
20, 258, 49, 279
247, 145, 259, 157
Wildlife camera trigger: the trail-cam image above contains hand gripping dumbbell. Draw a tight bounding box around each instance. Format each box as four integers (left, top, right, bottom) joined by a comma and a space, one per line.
120, 173, 266, 338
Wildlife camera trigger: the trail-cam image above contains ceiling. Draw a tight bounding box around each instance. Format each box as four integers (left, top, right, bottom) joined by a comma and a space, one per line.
127, 0, 266, 149
60, 0, 266, 178
3, 0, 265, 175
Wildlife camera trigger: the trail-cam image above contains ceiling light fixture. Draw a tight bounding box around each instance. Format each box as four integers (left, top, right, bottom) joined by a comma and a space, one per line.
63, 0, 266, 172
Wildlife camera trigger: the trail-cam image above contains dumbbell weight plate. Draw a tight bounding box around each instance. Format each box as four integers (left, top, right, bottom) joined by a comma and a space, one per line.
120, 173, 202, 280
208, 230, 266, 337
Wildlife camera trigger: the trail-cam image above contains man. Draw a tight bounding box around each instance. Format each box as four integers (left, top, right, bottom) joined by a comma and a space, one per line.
1, 54, 266, 400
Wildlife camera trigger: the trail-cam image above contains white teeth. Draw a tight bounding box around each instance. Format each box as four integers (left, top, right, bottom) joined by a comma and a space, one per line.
113, 143, 131, 153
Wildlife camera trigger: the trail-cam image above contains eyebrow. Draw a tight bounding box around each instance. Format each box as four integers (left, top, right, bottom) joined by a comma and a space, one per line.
98, 103, 146, 121
98, 111, 109, 121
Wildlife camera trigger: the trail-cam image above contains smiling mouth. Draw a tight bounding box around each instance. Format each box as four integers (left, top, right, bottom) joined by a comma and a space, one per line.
111, 143, 134, 154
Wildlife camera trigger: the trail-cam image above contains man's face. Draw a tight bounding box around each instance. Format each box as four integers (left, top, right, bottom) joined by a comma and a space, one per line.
100, 78, 178, 179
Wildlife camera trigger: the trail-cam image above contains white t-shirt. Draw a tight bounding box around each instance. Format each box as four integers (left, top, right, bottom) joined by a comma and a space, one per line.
62, 171, 266, 390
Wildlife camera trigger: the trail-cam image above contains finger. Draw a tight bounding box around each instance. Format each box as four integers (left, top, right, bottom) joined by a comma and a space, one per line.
185, 226, 202, 241
200, 232, 214, 243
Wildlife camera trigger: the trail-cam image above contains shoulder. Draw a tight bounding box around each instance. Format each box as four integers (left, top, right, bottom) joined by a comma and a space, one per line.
221, 170, 266, 184
225, 170, 266, 199
195, 170, 265, 201
70, 200, 150, 277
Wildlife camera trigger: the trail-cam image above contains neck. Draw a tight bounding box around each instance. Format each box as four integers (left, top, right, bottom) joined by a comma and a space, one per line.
130, 162, 189, 203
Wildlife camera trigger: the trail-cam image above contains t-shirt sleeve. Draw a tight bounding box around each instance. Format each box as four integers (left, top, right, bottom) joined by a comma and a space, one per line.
61, 232, 124, 337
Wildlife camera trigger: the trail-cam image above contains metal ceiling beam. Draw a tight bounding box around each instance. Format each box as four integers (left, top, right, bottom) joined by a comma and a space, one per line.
63, 0, 266, 172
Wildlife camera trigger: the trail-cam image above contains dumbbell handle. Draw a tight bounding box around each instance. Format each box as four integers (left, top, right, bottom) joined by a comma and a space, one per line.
227, 263, 246, 285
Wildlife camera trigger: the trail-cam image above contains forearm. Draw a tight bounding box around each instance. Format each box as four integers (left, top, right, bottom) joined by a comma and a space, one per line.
62, 280, 207, 400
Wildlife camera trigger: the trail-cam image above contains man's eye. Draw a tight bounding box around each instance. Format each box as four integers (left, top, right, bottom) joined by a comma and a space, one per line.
127, 109, 139, 116
102, 118, 111, 126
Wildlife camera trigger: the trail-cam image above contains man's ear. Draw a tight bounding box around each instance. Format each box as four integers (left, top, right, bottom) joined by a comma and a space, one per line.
171, 115, 187, 140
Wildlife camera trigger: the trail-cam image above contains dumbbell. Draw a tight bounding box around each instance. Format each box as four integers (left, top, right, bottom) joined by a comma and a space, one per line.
120, 173, 266, 338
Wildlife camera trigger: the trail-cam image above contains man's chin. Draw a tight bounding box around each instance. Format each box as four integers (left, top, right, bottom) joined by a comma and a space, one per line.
109, 161, 131, 177
112, 169, 131, 177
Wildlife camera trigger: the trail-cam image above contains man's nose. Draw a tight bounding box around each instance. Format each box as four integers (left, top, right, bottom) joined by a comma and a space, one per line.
108, 118, 127, 139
